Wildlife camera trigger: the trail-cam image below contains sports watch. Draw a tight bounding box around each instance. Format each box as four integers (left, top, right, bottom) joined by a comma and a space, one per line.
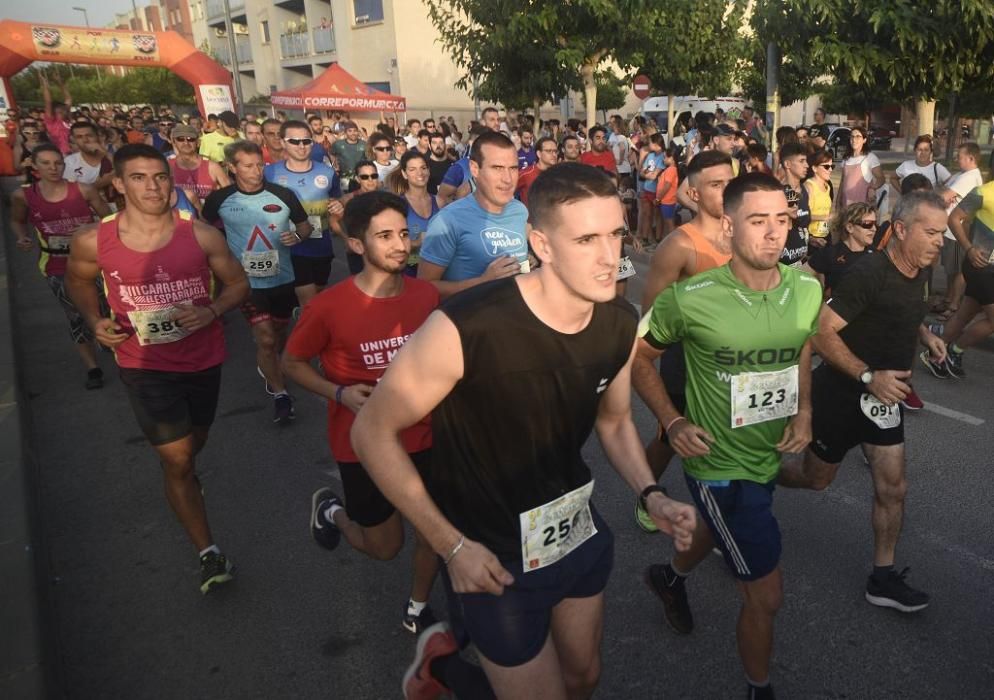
639, 484, 668, 511
859, 367, 874, 385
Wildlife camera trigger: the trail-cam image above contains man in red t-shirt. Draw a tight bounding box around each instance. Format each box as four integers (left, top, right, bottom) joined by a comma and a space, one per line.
515, 136, 560, 206
282, 190, 442, 635
579, 125, 618, 178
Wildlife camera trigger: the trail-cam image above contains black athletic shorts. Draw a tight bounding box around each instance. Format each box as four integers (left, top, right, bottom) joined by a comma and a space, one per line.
442, 507, 613, 668
657, 342, 688, 444
961, 259, 994, 307
241, 282, 297, 325
338, 449, 430, 528
809, 365, 904, 464
119, 364, 222, 446
291, 254, 333, 288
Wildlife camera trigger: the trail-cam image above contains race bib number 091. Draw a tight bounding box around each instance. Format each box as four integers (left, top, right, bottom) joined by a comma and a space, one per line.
520, 481, 597, 573
241, 249, 279, 277
730, 365, 799, 428
860, 393, 901, 429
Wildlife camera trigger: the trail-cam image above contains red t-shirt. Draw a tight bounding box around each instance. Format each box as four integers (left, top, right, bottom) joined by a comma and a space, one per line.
286, 276, 439, 463
515, 165, 542, 206
580, 149, 617, 174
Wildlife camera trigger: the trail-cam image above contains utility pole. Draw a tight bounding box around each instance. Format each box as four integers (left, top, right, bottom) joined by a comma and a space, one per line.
222, 0, 244, 109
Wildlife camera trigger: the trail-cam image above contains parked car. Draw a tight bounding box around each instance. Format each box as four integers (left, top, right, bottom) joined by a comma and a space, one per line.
868, 125, 895, 150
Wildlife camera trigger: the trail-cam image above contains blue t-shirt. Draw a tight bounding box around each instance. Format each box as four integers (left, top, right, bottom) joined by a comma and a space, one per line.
642, 152, 666, 193
202, 183, 308, 289
518, 147, 536, 170
264, 160, 342, 258
441, 157, 473, 189
405, 194, 440, 244
419, 194, 529, 281
310, 141, 328, 164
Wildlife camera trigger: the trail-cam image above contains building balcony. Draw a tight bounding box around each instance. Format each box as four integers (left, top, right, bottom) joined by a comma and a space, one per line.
214, 39, 252, 66
312, 28, 335, 54
206, 0, 246, 26
235, 39, 252, 64
279, 32, 311, 60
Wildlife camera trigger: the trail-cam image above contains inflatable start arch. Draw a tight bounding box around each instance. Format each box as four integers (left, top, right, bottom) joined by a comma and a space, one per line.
0, 20, 237, 119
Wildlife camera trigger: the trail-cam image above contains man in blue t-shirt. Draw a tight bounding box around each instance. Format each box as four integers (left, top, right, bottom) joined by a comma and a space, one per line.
517, 127, 537, 170
436, 125, 488, 207
419, 132, 529, 299
264, 119, 344, 309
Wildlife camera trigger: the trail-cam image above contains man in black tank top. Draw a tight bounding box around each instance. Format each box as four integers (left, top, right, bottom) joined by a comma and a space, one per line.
352, 163, 696, 699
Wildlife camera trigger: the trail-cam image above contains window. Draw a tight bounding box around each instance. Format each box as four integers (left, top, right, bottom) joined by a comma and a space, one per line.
353, 0, 384, 25
260, 20, 270, 44
365, 81, 390, 93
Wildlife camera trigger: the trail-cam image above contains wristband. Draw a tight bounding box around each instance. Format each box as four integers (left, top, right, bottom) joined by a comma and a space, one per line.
444, 534, 465, 565
335, 385, 346, 405
639, 484, 668, 511
664, 416, 686, 434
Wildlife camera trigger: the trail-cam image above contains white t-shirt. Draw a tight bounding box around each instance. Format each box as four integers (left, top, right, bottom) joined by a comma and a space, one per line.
374, 159, 400, 182
609, 133, 632, 174
944, 167, 984, 239
64, 152, 106, 185
895, 159, 951, 185
842, 153, 881, 183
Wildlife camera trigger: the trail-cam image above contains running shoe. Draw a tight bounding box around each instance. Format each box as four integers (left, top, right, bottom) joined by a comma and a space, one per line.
634, 495, 659, 533
257, 365, 275, 396
310, 487, 342, 551
919, 350, 950, 379
865, 567, 929, 613
643, 564, 694, 634
747, 683, 777, 699
273, 394, 295, 423
85, 367, 104, 390
900, 387, 924, 411
402, 622, 457, 700
403, 603, 439, 635
945, 348, 965, 378
199, 551, 233, 594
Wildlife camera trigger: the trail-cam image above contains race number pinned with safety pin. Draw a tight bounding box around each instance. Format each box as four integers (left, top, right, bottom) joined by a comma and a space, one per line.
127, 308, 190, 346
860, 393, 901, 429
730, 366, 799, 428
520, 481, 597, 572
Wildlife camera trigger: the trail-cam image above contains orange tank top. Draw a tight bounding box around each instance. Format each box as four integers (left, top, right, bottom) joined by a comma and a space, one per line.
681, 221, 731, 273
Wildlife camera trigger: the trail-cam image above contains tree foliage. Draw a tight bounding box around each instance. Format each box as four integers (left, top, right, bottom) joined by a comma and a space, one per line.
12, 65, 195, 107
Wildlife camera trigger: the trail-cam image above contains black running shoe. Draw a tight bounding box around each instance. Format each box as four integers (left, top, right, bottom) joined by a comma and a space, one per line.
402, 603, 438, 635
746, 683, 776, 699
919, 350, 949, 379
199, 551, 234, 594
85, 367, 104, 390
273, 394, 295, 423
644, 564, 694, 634
945, 349, 965, 378
310, 487, 342, 551
865, 567, 929, 613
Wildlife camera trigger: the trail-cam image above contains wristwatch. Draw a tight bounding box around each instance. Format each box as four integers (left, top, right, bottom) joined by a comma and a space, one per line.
639, 484, 668, 511
859, 367, 874, 385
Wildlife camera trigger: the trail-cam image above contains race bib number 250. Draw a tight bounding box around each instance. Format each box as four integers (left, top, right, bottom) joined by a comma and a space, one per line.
519, 481, 597, 573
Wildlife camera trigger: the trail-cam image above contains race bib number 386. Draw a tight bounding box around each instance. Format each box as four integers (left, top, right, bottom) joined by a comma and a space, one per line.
127, 308, 190, 346
520, 481, 597, 572
730, 365, 799, 428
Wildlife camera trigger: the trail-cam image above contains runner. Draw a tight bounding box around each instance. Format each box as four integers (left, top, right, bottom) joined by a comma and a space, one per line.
264, 120, 344, 309
329, 120, 367, 186
260, 118, 285, 165
418, 132, 528, 299
146, 116, 175, 155
514, 136, 559, 207
10, 143, 112, 388
635, 172, 822, 699
779, 190, 948, 612
331, 159, 381, 274
368, 132, 400, 181
777, 143, 810, 268
561, 135, 581, 163
352, 163, 695, 700
39, 73, 72, 155
808, 202, 877, 296
283, 190, 441, 634
386, 151, 438, 275
201, 141, 312, 423
64, 143, 250, 593
634, 151, 735, 532
167, 124, 230, 210
199, 111, 240, 164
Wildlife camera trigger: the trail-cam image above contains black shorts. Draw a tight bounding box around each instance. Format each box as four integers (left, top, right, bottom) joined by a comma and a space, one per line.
119, 364, 222, 446
291, 255, 333, 288
809, 365, 904, 464
442, 507, 613, 667
241, 282, 297, 325
337, 449, 430, 528
657, 342, 688, 444
961, 259, 994, 307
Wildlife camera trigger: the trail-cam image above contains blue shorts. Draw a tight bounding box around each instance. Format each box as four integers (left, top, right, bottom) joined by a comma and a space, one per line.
442, 507, 613, 667
684, 474, 780, 582
658, 203, 677, 219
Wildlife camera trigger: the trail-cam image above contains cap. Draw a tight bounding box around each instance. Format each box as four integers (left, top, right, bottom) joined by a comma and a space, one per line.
217, 110, 240, 129
714, 123, 736, 136
171, 124, 200, 139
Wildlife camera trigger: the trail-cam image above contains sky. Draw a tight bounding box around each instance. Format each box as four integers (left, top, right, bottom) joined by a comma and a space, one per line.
2, 0, 148, 29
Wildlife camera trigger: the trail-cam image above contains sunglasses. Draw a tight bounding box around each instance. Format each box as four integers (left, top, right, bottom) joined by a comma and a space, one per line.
285, 138, 313, 146
174, 136, 198, 143
818, 164, 833, 170
373, 146, 392, 152
356, 173, 379, 180
22, 130, 40, 136
854, 220, 877, 230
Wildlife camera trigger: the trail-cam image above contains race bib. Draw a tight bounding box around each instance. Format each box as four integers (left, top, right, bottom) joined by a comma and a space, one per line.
46, 235, 72, 253
241, 249, 279, 277
127, 308, 189, 346
730, 366, 799, 428
519, 258, 531, 274
520, 481, 597, 572
617, 255, 636, 280
860, 393, 901, 429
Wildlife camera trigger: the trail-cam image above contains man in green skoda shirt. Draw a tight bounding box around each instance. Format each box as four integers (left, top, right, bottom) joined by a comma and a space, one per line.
633, 172, 823, 700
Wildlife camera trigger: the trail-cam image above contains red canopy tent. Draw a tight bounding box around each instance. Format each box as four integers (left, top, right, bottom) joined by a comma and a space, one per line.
270, 63, 406, 112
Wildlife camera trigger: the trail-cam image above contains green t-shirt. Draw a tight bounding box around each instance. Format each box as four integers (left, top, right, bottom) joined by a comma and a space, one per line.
199, 131, 238, 163
645, 263, 822, 483
330, 138, 367, 177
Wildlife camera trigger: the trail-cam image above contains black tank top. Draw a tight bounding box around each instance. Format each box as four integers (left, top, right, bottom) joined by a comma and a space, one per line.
427, 278, 637, 560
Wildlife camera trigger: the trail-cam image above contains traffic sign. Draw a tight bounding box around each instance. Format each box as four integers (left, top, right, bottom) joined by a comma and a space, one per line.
633, 75, 651, 99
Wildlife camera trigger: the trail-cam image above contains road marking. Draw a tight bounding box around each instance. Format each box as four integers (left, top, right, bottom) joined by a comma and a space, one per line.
921, 401, 985, 426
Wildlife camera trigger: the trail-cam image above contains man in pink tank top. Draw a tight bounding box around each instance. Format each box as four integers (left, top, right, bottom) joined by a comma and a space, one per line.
66, 144, 250, 595
167, 123, 230, 212
10, 143, 111, 389
635, 150, 735, 535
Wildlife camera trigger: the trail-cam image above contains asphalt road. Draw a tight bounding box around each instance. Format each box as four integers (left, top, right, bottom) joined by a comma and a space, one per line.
9, 224, 994, 699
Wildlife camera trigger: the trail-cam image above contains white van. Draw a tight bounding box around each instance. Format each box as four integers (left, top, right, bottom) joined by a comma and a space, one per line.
642, 96, 750, 133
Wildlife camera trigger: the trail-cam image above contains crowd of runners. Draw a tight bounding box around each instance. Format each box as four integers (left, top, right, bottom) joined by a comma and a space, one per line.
5, 77, 994, 699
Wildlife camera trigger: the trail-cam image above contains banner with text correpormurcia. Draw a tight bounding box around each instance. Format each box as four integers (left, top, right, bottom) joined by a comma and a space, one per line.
270, 94, 407, 111
198, 85, 235, 115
